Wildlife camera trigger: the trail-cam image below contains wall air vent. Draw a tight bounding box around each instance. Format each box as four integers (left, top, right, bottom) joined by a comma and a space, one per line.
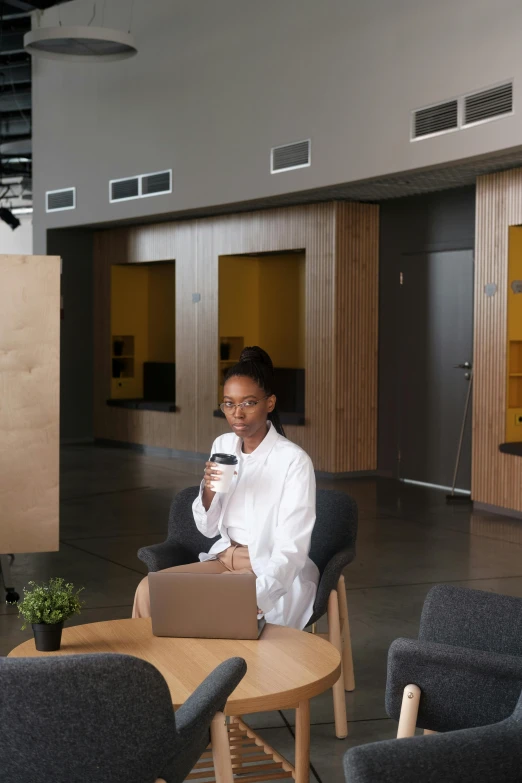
46, 187, 76, 212
142, 170, 172, 196
463, 82, 513, 126
271, 139, 311, 173
413, 100, 459, 139
110, 176, 140, 202
109, 169, 172, 202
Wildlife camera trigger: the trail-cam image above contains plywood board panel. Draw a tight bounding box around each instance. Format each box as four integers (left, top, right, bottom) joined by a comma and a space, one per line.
0, 254, 60, 553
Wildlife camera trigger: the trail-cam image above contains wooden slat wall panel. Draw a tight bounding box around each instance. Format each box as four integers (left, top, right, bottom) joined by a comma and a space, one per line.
334, 203, 379, 473
93, 202, 378, 473
473, 169, 522, 512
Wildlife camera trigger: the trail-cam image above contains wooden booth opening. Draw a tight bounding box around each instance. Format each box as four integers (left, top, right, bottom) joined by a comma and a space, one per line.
108, 261, 176, 412
217, 251, 306, 425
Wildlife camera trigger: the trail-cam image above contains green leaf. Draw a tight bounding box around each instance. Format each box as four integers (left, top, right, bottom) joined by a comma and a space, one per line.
18, 578, 84, 631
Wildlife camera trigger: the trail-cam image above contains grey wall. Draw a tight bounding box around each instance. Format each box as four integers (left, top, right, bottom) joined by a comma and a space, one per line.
47, 228, 94, 442
378, 186, 476, 474
33, 0, 522, 251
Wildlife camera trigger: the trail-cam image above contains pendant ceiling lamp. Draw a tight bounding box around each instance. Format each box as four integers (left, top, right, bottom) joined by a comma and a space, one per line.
24, 25, 137, 62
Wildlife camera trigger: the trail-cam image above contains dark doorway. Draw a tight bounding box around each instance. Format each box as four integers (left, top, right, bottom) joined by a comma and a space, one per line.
397, 249, 474, 491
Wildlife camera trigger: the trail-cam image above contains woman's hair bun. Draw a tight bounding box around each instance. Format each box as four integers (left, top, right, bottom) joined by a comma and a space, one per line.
239, 346, 273, 372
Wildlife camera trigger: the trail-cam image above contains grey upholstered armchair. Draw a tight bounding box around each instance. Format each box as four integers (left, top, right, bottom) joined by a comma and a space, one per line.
344, 686, 522, 783
0, 652, 246, 783
385, 585, 522, 737
138, 485, 358, 739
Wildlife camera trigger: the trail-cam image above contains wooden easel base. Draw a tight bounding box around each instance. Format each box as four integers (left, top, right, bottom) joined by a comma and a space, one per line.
189, 716, 295, 782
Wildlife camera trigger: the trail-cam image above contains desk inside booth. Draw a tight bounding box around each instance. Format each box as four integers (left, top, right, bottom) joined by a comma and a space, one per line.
108, 361, 176, 412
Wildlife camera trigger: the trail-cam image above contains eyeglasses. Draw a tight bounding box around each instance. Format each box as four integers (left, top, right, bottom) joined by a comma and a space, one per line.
220, 396, 269, 414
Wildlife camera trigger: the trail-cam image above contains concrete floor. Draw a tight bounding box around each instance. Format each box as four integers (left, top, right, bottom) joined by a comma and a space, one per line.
2, 443, 522, 782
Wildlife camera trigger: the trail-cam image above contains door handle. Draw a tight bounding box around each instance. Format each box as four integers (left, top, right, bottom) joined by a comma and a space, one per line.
454, 362, 472, 370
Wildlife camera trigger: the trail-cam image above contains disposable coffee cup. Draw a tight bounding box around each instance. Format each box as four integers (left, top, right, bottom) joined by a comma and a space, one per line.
210, 453, 238, 493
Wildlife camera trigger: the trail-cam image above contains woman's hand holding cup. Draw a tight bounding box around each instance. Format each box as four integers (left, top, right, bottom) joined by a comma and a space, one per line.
204, 461, 221, 491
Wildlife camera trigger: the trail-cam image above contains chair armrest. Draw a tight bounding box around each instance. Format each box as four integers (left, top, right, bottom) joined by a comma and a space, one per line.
419, 585, 522, 656
160, 657, 246, 783
137, 542, 196, 572
343, 715, 522, 783
385, 637, 522, 732
175, 657, 247, 738
306, 547, 355, 627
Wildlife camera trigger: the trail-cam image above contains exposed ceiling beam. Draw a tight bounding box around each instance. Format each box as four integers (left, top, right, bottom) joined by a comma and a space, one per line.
0, 30, 26, 55
0, 87, 30, 111
1, 1, 35, 11
0, 61, 30, 83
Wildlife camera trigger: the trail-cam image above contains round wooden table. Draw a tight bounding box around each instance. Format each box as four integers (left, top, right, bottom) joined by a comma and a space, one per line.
9, 619, 341, 783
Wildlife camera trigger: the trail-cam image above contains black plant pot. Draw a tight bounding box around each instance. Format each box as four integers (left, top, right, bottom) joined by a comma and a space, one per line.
32, 622, 63, 652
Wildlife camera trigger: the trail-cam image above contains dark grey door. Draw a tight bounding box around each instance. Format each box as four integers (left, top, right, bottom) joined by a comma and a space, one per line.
398, 250, 474, 491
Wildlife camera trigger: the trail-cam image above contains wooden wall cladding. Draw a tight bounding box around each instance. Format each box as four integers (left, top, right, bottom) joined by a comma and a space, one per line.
0, 255, 60, 553
93, 202, 379, 473
474, 169, 522, 511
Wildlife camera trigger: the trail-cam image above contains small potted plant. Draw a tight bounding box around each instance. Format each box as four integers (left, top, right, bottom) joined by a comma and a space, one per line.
18, 578, 84, 652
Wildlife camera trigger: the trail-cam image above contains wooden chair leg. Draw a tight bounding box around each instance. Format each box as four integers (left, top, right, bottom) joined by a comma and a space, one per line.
337, 575, 355, 692
396, 684, 421, 738
210, 711, 234, 783
328, 589, 348, 739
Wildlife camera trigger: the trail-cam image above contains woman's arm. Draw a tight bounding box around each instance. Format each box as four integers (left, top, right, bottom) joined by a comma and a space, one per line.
255, 452, 316, 615
192, 448, 224, 538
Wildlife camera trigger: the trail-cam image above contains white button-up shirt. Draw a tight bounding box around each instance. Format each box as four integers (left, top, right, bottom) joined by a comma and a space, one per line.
192, 423, 319, 629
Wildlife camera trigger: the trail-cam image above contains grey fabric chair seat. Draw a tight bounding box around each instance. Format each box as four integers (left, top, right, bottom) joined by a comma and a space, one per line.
138, 484, 358, 739
344, 686, 522, 783
138, 486, 358, 627
0, 652, 246, 783
385, 585, 522, 735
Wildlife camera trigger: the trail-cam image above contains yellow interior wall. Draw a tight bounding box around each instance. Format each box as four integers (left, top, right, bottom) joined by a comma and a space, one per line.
111, 262, 176, 399
298, 258, 306, 368
506, 226, 522, 441
148, 263, 176, 362
111, 264, 149, 398
219, 256, 261, 347
258, 254, 306, 368
218, 253, 305, 401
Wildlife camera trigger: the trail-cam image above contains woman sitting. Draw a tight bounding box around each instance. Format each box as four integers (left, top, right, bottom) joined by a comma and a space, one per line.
132, 346, 318, 630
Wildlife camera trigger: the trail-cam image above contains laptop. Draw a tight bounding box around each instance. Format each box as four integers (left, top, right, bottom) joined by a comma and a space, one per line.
148, 572, 266, 640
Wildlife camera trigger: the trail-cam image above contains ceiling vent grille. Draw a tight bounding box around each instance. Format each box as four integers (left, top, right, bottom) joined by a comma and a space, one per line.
110, 170, 172, 202
110, 176, 140, 202
413, 101, 459, 139
142, 170, 172, 196
271, 140, 311, 173
46, 187, 75, 212
464, 82, 513, 126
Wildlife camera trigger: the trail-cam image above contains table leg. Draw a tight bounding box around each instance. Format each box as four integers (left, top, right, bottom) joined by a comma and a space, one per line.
210, 712, 233, 783
295, 699, 311, 783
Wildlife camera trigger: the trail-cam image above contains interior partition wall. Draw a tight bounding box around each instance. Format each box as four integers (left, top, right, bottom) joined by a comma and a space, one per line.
93, 202, 379, 474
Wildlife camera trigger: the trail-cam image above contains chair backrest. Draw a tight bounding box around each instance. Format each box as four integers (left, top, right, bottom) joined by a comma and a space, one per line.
420, 585, 522, 656
167, 486, 357, 572
0, 654, 176, 783
309, 489, 358, 574
167, 486, 219, 558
